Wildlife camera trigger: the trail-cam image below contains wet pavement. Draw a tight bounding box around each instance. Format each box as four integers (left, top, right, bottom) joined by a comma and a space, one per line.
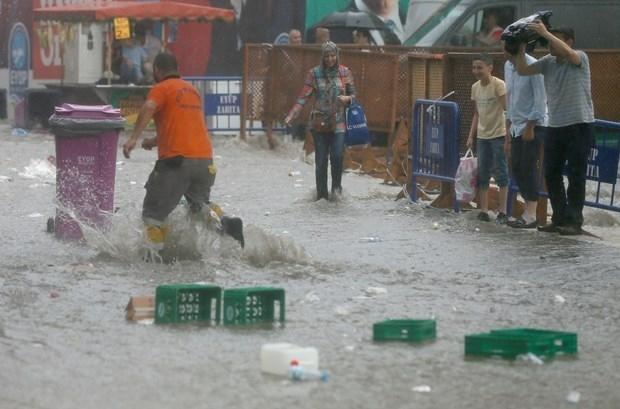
1, 124, 619, 409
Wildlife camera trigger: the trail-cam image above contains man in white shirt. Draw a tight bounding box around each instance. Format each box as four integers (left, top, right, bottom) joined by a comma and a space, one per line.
504, 48, 547, 228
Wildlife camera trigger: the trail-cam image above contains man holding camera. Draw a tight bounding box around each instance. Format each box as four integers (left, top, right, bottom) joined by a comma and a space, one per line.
515, 21, 594, 236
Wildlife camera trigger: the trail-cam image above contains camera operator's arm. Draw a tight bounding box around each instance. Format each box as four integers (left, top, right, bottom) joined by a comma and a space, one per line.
528, 20, 581, 65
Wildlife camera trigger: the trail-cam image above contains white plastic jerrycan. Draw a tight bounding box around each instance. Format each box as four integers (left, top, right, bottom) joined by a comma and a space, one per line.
260, 343, 319, 376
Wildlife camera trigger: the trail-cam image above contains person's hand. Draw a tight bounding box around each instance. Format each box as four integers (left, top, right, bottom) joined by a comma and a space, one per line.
504, 138, 511, 156
337, 95, 352, 105
142, 137, 157, 150
527, 20, 548, 36
523, 126, 535, 142
466, 136, 474, 150
283, 115, 293, 127
122, 139, 136, 159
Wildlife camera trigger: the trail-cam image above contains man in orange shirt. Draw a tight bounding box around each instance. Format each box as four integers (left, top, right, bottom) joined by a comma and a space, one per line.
123, 52, 243, 252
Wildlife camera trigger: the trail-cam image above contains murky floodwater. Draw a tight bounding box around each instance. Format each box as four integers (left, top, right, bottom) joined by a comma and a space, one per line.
1, 123, 619, 409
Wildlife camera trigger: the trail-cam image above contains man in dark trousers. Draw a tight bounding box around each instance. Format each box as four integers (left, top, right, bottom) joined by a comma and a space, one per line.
516, 23, 595, 235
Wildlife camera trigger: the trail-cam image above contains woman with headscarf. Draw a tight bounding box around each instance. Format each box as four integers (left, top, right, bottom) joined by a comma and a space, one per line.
284, 41, 356, 201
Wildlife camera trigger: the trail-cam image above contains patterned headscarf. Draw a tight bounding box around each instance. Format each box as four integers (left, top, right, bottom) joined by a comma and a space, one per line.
321, 41, 340, 70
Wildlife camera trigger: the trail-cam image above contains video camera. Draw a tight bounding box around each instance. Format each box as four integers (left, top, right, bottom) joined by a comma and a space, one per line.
501, 11, 553, 55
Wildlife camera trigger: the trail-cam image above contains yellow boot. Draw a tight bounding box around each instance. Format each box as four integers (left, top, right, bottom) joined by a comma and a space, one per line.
145, 224, 169, 250
205, 202, 224, 229
208, 202, 224, 218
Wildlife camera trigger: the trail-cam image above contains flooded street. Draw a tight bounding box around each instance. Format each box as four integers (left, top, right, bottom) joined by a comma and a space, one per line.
1, 124, 619, 409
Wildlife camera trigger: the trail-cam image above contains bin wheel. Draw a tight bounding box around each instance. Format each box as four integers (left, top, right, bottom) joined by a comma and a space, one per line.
46, 217, 55, 233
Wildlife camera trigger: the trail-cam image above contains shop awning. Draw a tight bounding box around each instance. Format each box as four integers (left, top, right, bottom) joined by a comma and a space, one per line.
33, 0, 235, 23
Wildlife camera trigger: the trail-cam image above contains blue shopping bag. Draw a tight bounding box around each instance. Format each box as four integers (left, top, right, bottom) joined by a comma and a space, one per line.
345, 100, 371, 146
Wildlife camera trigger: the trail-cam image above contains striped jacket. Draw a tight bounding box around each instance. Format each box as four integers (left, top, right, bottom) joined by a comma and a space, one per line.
287, 64, 356, 134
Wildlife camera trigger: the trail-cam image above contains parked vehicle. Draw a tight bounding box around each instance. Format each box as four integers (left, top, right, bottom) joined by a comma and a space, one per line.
404, 0, 620, 49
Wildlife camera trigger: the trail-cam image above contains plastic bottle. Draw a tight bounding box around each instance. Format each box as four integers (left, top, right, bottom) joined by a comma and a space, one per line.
288, 361, 329, 382
260, 343, 319, 376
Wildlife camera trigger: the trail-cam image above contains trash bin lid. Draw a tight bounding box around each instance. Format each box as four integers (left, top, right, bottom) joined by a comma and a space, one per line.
54, 103, 122, 119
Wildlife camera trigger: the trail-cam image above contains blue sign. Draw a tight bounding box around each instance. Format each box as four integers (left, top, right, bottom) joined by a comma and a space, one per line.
423, 122, 444, 159
586, 146, 619, 184
204, 94, 240, 116
8, 22, 30, 103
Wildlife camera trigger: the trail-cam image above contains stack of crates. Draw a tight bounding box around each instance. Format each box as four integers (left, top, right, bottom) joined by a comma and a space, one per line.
155, 284, 222, 324
223, 287, 285, 325
465, 328, 578, 359
373, 319, 436, 343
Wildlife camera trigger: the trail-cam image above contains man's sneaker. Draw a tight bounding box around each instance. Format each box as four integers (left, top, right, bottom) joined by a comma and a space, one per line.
221, 216, 245, 248
558, 225, 583, 236
496, 212, 509, 225
477, 211, 490, 222
537, 223, 560, 233
508, 217, 537, 229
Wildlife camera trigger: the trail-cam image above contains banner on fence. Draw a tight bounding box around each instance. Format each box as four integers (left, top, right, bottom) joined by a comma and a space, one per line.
587, 145, 619, 184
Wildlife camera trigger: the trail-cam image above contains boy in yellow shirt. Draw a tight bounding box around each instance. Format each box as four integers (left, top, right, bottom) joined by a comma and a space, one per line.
467, 53, 510, 223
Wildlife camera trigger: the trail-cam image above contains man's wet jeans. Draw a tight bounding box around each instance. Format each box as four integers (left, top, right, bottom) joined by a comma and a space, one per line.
312, 131, 345, 200
544, 123, 594, 228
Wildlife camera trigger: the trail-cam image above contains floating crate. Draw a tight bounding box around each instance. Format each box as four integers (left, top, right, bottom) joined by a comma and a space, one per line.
465, 332, 556, 359
155, 284, 222, 324
490, 328, 578, 355
223, 287, 285, 325
373, 319, 436, 343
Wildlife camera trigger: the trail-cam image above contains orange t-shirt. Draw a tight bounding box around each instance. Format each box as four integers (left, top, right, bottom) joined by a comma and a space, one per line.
148, 77, 213, 160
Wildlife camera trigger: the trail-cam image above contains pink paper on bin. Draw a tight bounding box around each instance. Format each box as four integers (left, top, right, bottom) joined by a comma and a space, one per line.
54, 104, 121, 240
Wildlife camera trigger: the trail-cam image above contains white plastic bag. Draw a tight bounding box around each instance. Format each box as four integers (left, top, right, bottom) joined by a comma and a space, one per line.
454, 149, 478, 202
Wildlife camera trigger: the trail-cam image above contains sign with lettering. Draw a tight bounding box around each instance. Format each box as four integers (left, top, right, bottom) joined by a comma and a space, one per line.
9, 23, 30, 103
114, 17, 131, 40
204, 93, 240, 116
423, 122, 444, 159
586, 146, 619, 184
32, 0, 113, 79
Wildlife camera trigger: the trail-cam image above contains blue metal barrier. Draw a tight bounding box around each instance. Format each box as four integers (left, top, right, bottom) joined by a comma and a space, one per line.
184, 76, 242, 133
507, 119, 620, 215
410, 99, 461, 211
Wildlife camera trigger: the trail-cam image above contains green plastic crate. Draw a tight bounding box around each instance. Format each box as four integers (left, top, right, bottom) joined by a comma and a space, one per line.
155, 284, 222, 324
465, 331, 559, 359
223, 287, 285, 325
373, 319, 436, 343
490, 328, 578, 355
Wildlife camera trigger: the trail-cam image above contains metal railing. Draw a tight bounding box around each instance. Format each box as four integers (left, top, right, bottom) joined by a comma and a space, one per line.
410, 99, 461, 211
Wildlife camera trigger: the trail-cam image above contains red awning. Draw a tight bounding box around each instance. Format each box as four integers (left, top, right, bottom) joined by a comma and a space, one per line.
33, 1, 235, 23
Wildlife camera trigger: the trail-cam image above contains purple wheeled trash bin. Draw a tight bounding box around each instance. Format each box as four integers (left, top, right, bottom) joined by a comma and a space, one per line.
48, 104, 126, 240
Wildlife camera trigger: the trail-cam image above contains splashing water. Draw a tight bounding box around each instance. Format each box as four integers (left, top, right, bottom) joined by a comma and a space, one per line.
76, 203, 310, 266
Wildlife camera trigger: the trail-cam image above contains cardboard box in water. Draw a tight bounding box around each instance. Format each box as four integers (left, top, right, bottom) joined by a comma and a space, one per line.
126, 296, 155, 321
